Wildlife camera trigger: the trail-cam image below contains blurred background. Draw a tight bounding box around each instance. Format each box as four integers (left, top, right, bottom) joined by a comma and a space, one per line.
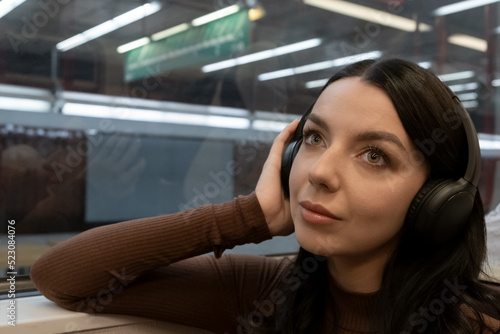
1, 0, 500, 295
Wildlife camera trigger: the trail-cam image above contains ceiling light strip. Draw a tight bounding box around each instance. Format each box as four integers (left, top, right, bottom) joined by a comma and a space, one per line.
448, 34, 487, 52
479, 133, 500, 150
305, 78, 329, 89
258, 51, 382, 81
448, 82, 479, 92
438, 70, 475, 82
433, 0, 500, 16
418, 62, 432, 69
57, 2, 162, 52
62, 103, 250, 129
0, 0, 26, 18
304, 0, 432, 32
192, 4, 240, 26
117, 37, 151, 54
0, 97, 51, 112
202, 38, 322, 72
456, 92, 478, 101
151, 23, 190, 41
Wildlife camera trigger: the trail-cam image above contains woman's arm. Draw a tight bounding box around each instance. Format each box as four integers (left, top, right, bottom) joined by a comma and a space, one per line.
29, 194, 278, 326
30, 120, 300, 332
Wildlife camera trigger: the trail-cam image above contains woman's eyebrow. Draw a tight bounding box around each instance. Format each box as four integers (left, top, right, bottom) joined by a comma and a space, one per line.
355, 131, 407, 152
305, 113, 330, 132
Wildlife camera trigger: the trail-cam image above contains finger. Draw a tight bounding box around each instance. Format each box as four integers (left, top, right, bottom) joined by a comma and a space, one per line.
278, 118, 300, 143
267, 119, 300, 162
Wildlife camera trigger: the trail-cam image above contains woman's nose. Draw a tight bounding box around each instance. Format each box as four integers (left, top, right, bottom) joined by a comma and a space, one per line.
307, 148, 341, 192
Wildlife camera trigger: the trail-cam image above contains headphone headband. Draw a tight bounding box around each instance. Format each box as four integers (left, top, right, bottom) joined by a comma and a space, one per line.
453, 96, 481, 187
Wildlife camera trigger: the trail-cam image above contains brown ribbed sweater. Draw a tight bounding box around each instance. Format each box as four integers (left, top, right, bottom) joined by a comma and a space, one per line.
30, 193, 500, 333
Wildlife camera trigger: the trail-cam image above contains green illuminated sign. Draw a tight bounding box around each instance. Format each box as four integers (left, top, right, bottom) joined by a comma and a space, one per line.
124, 10, 250, 82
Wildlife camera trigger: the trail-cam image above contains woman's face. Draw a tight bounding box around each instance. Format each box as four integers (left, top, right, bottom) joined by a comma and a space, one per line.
289, 77, 428, 259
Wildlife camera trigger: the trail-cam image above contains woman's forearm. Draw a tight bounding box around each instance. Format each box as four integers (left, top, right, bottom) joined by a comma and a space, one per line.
30, 192, 271, 307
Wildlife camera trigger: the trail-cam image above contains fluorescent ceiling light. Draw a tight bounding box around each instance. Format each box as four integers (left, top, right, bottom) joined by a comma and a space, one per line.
117, 37, 151, 54
306, 78, 329, 89
252, 120, 290, 132
259, 69, 295, 81
61, 91, 250, 118
0, 0, 25, 18
433, 0, 500, 16
0, 84, 52, 98
202, 38, 322, 72
0, 97, 51, 112
456, 92, 478, 101
479, 133, 500, 150
448, 34, 487, 52
418, 62, 432, 69
62, 103, 250, 129
151, 23, 190, 41
448, 82, 479, 92
56, 2, 162, 52
438, 70, 475, 82
192, 4, 240, 26
304, 0, 432, 32
258, 50, 382, 81
461, 100, 478, 109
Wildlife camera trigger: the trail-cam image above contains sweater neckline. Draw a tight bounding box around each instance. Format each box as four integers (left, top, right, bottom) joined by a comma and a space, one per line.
325, 273, 379, 333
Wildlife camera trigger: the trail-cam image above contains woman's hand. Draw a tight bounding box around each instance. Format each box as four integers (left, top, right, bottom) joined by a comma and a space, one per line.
255, 119, 299, 236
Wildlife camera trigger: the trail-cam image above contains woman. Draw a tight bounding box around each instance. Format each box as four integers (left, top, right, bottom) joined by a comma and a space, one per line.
31, 58, 500, 333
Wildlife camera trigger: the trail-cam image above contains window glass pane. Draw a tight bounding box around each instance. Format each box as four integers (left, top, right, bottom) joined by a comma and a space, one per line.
1, 0, 500, 296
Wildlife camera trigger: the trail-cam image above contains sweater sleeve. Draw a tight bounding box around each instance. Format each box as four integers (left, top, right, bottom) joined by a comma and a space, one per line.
30, 192, 291, 333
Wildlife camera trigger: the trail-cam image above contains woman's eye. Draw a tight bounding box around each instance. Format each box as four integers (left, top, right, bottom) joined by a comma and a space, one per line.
303, 131, 324, 146
366, 151, 382, 164
361, 148, 390, 167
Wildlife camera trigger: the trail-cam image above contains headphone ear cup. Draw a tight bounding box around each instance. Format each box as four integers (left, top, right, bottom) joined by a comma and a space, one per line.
281, 140, 301, 197
406, 179, 447, 231
406, 178, 476, 245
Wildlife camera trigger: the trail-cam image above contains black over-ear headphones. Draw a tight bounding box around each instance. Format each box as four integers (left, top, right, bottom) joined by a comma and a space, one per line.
281, 96, 481, 245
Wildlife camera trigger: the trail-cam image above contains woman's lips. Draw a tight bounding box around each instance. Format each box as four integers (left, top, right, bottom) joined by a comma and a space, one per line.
299, 201, 341, 225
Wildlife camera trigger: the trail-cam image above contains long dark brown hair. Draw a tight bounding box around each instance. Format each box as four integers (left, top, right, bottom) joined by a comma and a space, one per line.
258, 58, 500, 333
